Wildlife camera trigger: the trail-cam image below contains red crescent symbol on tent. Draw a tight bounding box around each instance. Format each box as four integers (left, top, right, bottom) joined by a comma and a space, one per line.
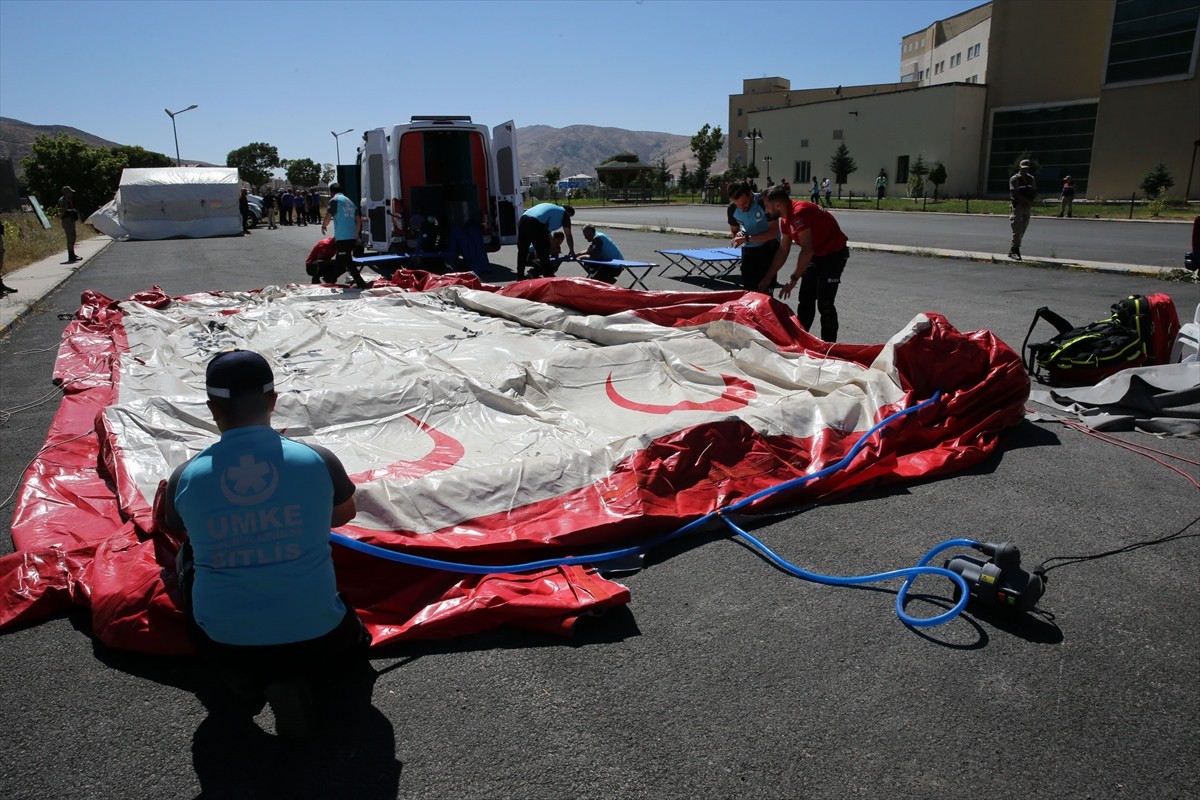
605, 370, 757, 414
349, 415, 465, 483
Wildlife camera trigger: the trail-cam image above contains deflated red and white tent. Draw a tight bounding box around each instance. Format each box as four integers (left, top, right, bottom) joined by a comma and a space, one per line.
0, 274, 1029, 653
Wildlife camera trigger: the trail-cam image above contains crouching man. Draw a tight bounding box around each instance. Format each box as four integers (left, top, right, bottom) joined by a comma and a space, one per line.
162, 350, 370, 739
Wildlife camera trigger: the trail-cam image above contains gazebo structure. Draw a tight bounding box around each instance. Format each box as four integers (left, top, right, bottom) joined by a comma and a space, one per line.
595, 153, 656, 201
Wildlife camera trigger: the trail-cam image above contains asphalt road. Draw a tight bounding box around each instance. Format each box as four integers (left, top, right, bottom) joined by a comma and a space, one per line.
574, 203, 1193, 269
1, 223, 1197, 799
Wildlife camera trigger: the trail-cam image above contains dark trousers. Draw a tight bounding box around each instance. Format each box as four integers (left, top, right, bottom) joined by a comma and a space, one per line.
796, 246, 849, 342
516, 215, 550, 278
334, 238, 369, 289
739, 240, 779, 292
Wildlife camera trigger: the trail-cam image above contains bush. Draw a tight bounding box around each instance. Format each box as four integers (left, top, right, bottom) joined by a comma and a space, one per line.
1139, 163, 1174, 197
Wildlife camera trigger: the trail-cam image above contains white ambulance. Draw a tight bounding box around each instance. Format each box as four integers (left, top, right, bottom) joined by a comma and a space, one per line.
358, 116, 522, 254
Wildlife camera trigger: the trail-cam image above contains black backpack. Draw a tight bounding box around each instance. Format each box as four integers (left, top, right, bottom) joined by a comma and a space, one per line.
1022, 295, 1151, 385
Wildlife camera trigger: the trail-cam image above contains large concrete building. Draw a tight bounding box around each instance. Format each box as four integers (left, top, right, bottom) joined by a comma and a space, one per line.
728, 0, 1200, 200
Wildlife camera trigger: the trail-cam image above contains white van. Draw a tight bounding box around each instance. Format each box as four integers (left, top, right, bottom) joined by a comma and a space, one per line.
358, 116, 522, 254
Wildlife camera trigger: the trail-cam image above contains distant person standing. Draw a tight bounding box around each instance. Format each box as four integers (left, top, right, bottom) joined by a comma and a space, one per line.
321, 182, 368, 289
1058, 176, 1075, 218
762, 184, 850, 342
822, 177, 832, 206
58, 185, 81, 262
293, 191, 308, 227
302, 190, 316, 224
810, 178, 821, 206
262, 188, 278, 229
280, 188, 293, 226
1008, 159, 1037, 260
516, 202, 576, 280
727, 180, 780, 294
239, 188, 253, 233
875, 169, 887, 201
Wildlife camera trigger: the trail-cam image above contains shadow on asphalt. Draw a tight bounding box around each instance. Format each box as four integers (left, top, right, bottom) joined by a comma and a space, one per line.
89, 635, 402, 799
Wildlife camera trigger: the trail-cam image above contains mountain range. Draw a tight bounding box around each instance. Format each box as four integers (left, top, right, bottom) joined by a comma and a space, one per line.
0, 118, 727, 182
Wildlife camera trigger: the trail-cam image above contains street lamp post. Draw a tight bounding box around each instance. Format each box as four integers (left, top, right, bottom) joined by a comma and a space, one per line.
762, 155, 773, 182
744, 128, 763, 176
332, 128, 354, 165
164, 104, 198, 167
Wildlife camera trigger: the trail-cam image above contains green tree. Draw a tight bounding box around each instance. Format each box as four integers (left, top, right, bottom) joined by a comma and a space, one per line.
543, 166, 561, 199
109, 145, 174, 170
928, 161, 948, 199
285, 158, 321, 188
690, 123, 725, 191
21, 133, 125, 216
226, 142, 280, 190
657, 157, 673, 196
321, 163, 336, 185
1139, 163, 1174, 197
678, 164, 692, 193
829, 143, 858, 198
907, 153, 930, 198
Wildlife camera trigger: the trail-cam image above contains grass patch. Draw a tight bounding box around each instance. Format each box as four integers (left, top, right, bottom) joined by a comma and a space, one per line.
2, 212, 98, 276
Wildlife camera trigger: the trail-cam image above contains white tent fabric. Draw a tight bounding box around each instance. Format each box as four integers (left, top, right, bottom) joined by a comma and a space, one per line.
101, 283, 909, 535
86, 167, 241, 240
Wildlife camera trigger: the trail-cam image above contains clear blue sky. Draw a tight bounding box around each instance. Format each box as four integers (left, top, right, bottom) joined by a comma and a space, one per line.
1, 0, 982, 168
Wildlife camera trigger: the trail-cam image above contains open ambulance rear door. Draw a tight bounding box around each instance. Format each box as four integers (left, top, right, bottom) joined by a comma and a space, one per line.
360, 128, 391, 252
492, 120, 522, 245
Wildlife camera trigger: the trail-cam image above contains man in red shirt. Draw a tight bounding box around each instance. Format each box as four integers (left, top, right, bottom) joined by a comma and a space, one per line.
759, 184, 850, 342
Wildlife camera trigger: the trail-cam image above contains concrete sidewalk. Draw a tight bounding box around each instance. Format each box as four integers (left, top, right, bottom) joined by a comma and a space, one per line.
0, 235, 114, 333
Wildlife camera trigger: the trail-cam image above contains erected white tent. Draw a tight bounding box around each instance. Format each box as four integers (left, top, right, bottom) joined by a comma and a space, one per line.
87, 167, 241, 240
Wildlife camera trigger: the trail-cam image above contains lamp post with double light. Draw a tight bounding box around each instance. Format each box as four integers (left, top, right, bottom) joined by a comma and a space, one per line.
744, 128, 763, 179
332, 128, 354, 165
164, 104, 198, 167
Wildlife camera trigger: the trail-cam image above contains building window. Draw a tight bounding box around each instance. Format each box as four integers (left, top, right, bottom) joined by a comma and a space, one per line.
950, 53, 961, 67
833, 129, 843, 140
987, 102, 1098, 194
795, 160, 812, 184
800, 139, 809, 148
968, 43, 981, 60
737, 108, 743, 116
896, 155, 910, 184
1105, 0, 1200, 84
973, 43, 982, 58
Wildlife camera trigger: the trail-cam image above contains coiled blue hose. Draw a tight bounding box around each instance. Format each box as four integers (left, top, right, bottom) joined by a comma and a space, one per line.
330, 390, 980, 627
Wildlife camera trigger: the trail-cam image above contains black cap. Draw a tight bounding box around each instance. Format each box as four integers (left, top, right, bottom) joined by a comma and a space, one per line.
205, 350, 275, 399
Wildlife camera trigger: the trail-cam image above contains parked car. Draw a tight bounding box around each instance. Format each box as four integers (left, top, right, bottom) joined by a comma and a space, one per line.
245, 194, 264, 227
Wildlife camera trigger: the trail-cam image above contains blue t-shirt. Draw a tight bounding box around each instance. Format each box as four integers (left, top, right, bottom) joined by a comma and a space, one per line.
727, 193, 775, 248
524, 203, 569, 231
587, 232, 623, 261
328, 194, 358, 241
165, 425, 355, 646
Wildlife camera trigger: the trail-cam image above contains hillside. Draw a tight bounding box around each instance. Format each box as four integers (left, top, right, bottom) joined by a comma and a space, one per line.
516, 124, 728, 179
0, 117, 124, 168
0, 117, 728, 181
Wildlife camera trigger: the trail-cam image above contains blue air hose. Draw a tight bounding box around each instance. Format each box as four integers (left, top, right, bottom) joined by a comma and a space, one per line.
330, 390, 980, 627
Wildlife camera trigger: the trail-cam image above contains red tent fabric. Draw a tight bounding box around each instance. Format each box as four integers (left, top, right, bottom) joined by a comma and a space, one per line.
0, 274, 1028, 653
